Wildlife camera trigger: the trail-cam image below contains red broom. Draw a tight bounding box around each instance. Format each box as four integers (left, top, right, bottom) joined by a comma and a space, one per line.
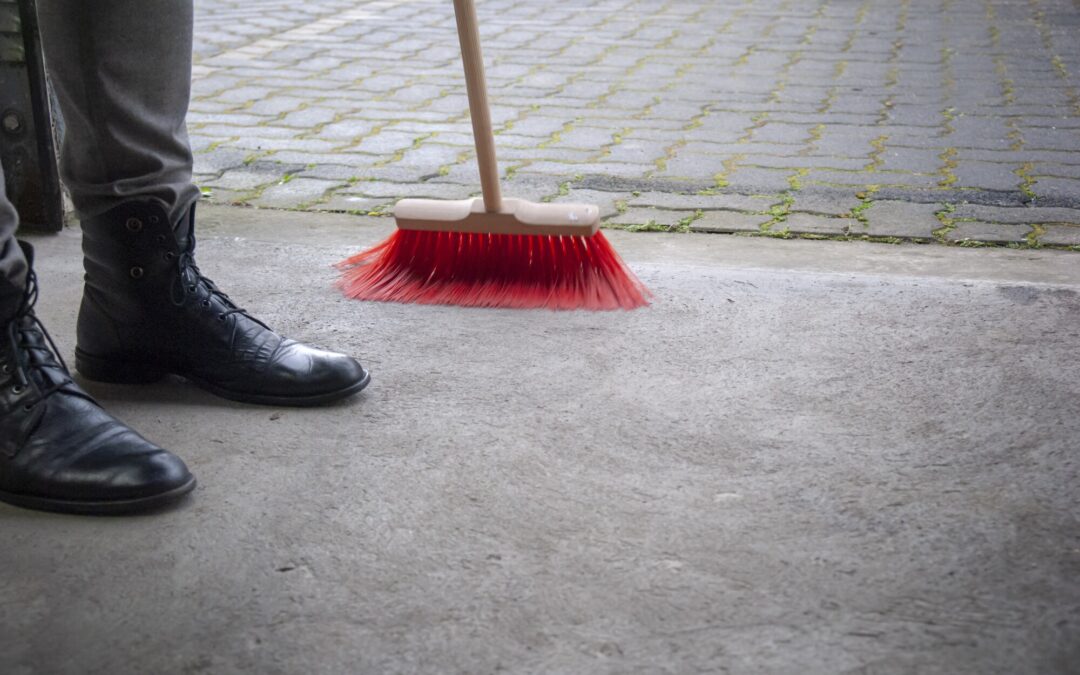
336, 0, 650, 311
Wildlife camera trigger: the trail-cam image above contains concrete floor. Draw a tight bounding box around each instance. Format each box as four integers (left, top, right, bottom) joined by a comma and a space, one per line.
3, 206, 1079, 674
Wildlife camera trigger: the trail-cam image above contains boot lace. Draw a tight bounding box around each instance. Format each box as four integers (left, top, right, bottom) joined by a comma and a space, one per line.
1, 271, 72, 411
170, 249, 269, 329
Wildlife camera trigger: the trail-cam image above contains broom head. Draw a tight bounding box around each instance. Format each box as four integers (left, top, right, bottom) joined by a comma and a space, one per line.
336, 197, 651, 310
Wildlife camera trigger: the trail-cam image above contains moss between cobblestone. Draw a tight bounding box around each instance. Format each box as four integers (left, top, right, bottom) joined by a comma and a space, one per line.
848, 185, 881, 228
1017, 163, 1037, 201
937, 148, 958, 187
1026, 224, 1046, 249
849, 200, 873, 224
763, 193, 796, 233
932, 203, 957, 242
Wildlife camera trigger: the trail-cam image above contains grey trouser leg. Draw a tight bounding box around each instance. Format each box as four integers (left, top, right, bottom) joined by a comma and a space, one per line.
1, 0, 199, 318
0, 166, 26, 320
37, 0, 201, 227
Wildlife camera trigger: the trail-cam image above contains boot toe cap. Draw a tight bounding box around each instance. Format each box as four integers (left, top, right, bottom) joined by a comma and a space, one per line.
99, 445, 194, 499
52, 428, 194, 503
266, 341, 370, 401
1, 393, 196, 513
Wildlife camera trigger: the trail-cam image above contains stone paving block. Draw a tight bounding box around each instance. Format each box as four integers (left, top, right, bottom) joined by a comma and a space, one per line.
744, 156, 871, 171
605, 208, 687, 228
489, 133, 557, 148
806, 170, 942, 189
294, 164, 369, 181
211, 85, 276, 105
198, 187, 251, 206
749, 123, 814, 145
602, 141, 670, 165
188, 101, 235, 114
882, 105, 946, 128
496, 175, 567, 204
552, 189, 624, 220
243, 96, 308, 116
201, 168, 281, 192
190, 74, 245, 97
952, 162, 1021, 192
879, 148, 947, 174
628, 192, 778, 213
194, 146, 257, 173
503, 117, 574, 139
216, 126, 305, 140
946, 222, 1032, 244
520, 162, 649, 179
338, 181, 474, 201
1040, 225, 1080, 246
624, 128, 699, 144
1023, 117, 1080, 130
348, 131, 423, 155
956, 149, 1076, 164
190, 137, 222, 154
603, 90, 663, 110
860, 200, 941, 239
310, 119, 379, 141
383, 84, 446, 104
309, 194, 391, 214
496, 147, 594, 163
247, 177, 344, 209
1018, 127, 1080, 151
790, 194, 864, 217
951, 204, 1080, 224
359, 165, 436, 184
553, 127, 621, 149
689, 211, 771, 234
681, 141, 804, 157
277, 107, 340, 128
389, 144, 469, 170
187, 112, 272, 126
1036, 163, 1080, 180
724, 168, 797, 193
430, 163, 483, 185
231, 137, 342, 153
1031, 177, 1080, 202
781, 213, 855, 236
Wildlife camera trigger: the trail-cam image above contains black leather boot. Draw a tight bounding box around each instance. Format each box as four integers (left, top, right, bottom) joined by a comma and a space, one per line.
1, 242, 195, 514
75, 200, 370, 406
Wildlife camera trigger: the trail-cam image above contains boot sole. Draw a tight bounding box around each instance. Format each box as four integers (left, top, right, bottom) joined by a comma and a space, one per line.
0, 476, 196, 516
75, 349, 372, 407
187, 368, 371, 407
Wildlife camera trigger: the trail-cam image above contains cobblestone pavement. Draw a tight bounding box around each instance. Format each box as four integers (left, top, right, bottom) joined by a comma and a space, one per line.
189, 0, 1080, 249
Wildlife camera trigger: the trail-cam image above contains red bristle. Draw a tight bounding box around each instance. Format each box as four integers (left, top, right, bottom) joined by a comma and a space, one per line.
335, 230, 651, 310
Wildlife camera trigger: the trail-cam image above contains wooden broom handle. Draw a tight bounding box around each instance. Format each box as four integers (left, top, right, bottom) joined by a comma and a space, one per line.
453, 0, 502, 212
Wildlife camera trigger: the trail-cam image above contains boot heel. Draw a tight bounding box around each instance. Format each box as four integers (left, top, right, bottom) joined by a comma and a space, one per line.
75, 349, 167, 384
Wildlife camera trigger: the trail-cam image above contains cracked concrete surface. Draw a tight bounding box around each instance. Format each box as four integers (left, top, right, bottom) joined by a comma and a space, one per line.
2, 205, 1079, 673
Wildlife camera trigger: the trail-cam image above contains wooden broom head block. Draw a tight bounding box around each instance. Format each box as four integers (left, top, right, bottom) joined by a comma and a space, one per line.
394, 197, 600, 237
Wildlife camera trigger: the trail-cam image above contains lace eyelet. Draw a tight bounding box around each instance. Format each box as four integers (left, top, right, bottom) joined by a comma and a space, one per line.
23, 403, 33, 411
188, 285, 196, 292
12, 385, 24, 395
1, 364, 10, 374
157, 234, 167, 244
201, 300, 211, 308
130, 266, 145, 279
164, 252, 176, 261
217, 314, 226, 322
125, 217, 143, 233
